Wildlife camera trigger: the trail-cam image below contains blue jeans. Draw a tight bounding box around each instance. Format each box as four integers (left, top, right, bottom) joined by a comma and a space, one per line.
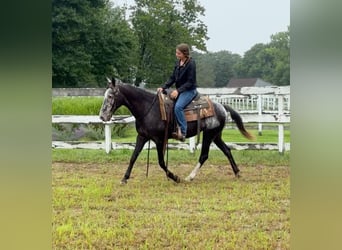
174, 89, 197, 135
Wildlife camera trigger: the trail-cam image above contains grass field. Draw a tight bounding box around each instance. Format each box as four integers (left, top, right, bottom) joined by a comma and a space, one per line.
52, 97, 129, 115
52, 149, 290, 249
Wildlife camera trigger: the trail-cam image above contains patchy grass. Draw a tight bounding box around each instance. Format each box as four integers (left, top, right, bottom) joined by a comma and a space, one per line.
222, 127, 290, 143
52, 150, 289, 249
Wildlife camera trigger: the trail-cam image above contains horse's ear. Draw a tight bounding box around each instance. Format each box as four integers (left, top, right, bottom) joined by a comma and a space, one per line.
106, 76, 115, 88
112, 77, 117, 86
106, 76, 111, 84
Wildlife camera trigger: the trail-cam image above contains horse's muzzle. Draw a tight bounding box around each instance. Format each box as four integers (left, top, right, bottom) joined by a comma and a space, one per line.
99, 115, 108, 122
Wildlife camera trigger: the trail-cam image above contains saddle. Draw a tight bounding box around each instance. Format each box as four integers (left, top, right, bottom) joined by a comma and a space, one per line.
158, 91, 215, 142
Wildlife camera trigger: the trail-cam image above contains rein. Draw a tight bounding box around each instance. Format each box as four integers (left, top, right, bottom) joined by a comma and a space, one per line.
140, 93, 158, 178
135, 94, 158, 123
146, 94, 170, 178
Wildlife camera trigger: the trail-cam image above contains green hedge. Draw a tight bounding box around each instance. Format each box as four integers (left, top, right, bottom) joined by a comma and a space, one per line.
52, 97, 130, 115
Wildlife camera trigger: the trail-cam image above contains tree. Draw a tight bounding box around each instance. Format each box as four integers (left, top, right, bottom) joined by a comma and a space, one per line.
88, 6, 138, 85
52, 0, 137, 87
193, 50, 242, 87
267, 27, 290, 85
211, 51, 241, 87
234, 27, 290, 85
234, 43, 267, 79
130, 0, 208, 87
192, 51, 215, 87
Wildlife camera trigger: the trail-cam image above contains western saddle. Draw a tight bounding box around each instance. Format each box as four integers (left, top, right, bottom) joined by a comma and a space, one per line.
158, 91, 215, 142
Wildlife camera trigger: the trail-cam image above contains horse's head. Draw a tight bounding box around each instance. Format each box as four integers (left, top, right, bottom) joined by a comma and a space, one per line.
99, 77, 121, 121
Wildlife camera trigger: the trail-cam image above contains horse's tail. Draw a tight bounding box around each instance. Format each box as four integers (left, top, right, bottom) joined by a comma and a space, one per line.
224, 105, 255, 140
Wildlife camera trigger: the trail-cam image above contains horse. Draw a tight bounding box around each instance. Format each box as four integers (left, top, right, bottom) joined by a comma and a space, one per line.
99, 78, 254, 184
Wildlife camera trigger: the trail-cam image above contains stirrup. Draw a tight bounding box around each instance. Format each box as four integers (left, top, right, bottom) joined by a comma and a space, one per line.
172, 127, 186, 142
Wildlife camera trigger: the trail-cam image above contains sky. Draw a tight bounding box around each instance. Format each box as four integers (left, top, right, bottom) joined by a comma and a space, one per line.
112, 0, 290, 56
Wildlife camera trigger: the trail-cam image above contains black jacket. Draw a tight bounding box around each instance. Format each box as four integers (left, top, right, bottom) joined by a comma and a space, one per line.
162, 58, 197, 93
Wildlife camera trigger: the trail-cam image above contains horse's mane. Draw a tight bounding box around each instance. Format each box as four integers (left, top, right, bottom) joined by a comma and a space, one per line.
118, 83, 156, 98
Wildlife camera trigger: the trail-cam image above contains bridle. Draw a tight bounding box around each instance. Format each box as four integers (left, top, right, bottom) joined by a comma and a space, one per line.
102, 86, 120, 114
106, 84, 158, 123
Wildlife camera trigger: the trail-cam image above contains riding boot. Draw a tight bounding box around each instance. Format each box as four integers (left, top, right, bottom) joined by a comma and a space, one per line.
172, 127, 186, 142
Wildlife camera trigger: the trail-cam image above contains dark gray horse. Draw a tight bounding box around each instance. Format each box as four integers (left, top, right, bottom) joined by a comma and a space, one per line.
99, 78, 254, 184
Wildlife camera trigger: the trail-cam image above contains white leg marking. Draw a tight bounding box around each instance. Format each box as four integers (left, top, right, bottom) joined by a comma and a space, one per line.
185, 163, 201, 181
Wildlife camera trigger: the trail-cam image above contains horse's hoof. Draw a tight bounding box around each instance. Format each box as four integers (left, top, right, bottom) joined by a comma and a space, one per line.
235, 173, 241, 178
184, 176, 193, 182
175, 175, 181, 183
120, 178, 128, 184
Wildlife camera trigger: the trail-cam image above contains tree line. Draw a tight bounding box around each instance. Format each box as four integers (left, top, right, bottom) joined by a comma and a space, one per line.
52, 0, 289, 88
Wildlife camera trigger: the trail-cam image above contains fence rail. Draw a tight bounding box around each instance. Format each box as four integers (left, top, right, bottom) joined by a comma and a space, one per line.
52, 86, 290, 153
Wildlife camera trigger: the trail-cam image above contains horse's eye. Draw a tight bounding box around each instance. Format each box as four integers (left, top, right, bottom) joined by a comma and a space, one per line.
108, 95, 113, 99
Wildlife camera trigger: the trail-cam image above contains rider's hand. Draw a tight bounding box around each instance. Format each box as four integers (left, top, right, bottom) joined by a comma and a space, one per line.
170, 90, 179, 99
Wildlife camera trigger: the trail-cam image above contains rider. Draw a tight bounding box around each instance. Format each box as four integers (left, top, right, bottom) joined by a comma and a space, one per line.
157, 43, 198, 142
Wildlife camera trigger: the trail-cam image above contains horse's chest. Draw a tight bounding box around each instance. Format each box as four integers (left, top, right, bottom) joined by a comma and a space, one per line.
136, 123, 153, 136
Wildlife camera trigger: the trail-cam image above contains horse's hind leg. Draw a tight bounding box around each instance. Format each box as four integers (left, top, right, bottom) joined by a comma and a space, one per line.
185, 131, 213, 181
185, 162, 202, 182
213, 134, 240, 177
121, 135, 148, 184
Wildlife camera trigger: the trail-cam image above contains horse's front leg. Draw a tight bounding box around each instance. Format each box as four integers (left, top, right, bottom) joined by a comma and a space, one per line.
121, 135, 148, 184
156, 141, 180, 183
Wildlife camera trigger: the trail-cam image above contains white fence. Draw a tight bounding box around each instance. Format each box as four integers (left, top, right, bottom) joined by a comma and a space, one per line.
52, 86, 290, 153
211, 94, 290, 113
196, 86, 290, 137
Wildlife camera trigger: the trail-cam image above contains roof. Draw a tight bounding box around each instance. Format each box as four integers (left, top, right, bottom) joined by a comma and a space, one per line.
227, 78, 274, 88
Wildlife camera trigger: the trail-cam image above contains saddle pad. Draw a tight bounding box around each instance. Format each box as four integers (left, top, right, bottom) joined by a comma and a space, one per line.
158, 93, 215, 122
184, 96, 215, 122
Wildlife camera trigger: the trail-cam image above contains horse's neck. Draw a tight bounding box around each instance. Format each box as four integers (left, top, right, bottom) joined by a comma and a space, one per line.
119, 85, 155, 119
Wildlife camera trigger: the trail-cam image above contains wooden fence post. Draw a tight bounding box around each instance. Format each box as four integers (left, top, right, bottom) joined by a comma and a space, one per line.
278, 96, 285, 154
257, 94, 263, 136
105, 124, 112, 154
189, 136, 196, 153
